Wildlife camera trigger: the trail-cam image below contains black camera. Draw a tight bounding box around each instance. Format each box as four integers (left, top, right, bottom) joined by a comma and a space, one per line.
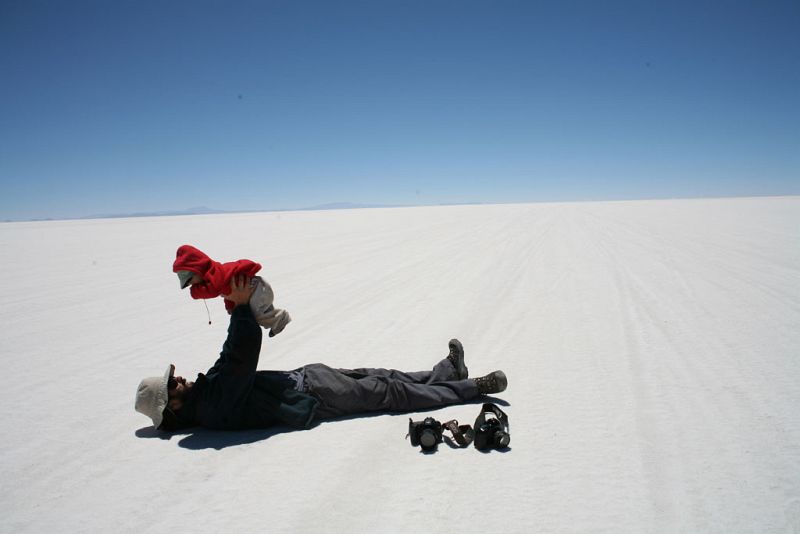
407, 417, 443, 452
473, 403, 510, 451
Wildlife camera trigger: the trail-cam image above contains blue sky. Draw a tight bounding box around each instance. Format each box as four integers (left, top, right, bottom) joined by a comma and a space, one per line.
1, 0, 798, 220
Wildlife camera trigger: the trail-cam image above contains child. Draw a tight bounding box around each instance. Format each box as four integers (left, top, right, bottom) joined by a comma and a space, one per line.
172, 244, 291, 337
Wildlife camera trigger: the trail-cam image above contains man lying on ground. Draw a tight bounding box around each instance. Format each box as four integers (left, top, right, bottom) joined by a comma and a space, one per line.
135, 276, 507, 432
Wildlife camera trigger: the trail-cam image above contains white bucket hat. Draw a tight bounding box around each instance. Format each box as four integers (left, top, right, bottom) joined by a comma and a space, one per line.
135, 364, 174, 428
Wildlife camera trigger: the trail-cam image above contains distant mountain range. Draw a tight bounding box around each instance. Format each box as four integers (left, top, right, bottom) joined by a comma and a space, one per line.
4, 201, 492, 222
84, 206, 225, 219
79, 202, 403, 221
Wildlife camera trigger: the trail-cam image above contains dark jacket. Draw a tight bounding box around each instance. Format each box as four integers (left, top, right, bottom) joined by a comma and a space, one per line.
190, 305, 318, 430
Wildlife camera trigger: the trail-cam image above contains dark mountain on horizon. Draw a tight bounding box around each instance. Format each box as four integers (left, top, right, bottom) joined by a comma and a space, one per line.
5, 202, 403, 222
299, 202, 400, 211
85, 206, 225, 219
83, 202, 402, 220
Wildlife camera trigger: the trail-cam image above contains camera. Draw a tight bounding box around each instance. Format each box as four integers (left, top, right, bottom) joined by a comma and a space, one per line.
407, 417, 443, 452
473, 403, 510, 451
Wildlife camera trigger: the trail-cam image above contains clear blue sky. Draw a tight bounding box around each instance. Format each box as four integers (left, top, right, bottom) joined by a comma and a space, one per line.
1, 0, 798, 220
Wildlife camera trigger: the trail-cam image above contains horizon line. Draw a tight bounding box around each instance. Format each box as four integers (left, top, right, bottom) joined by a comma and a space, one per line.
3, 193, 799, 224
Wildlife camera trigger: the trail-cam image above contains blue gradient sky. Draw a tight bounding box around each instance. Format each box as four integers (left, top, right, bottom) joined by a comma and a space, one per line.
1, 0, 798, 220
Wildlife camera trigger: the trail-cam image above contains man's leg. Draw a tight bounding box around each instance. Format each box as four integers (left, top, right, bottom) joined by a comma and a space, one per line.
342, 338, 465, 383
343, 357, 456, 383
302, 361, 480, 420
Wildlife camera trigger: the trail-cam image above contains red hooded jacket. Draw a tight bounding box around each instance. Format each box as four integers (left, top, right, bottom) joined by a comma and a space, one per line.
173, 245, 262, 311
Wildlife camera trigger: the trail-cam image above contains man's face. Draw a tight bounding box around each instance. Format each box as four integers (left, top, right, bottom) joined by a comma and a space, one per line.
167, 373, 194, 411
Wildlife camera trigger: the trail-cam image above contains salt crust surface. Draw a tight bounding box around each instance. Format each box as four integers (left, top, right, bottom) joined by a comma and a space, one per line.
1, 197, 798, 533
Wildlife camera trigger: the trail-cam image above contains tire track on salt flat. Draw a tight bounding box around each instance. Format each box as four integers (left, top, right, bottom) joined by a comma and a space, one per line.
581, 207, 693, 530
582, 205, 800, 532
582, 207, 800, 315
454, 205, 561, 351
581, 208, 800, 448
270, 207, 490, 365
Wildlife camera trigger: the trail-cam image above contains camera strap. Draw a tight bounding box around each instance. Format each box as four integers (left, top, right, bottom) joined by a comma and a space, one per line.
474, 403, 509, 433
442, 419, 474, 447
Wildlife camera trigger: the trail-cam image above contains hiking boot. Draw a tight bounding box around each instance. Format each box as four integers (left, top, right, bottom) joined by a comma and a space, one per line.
447, 338, 468, 380
474, 370, 507, 395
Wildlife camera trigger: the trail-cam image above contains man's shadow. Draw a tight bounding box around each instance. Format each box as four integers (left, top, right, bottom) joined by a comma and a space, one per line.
135, 425, 292, 450
134, 396, 510, 451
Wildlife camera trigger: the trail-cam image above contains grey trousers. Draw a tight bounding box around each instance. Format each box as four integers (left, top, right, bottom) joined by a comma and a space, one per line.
248, 276, 292, 337
302, 358, 481, 420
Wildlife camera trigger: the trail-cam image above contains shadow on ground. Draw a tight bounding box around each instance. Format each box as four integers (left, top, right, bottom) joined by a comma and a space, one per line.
135, 425, 293, 450
134, 396, 511, 450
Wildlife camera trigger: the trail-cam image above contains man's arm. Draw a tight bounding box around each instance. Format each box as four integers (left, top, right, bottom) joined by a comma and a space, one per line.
208, 276, 261, 376
221, 305, 262, 374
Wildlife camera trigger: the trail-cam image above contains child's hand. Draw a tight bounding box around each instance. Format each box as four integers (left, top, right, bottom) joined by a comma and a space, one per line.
228, 275, 255, 307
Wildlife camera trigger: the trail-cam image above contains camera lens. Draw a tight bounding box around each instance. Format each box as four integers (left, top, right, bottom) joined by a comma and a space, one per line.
420, 429, 437, 449
496, 431, 510, 448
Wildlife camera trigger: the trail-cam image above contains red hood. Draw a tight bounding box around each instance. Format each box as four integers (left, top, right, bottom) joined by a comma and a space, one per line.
173, 245, 214, 276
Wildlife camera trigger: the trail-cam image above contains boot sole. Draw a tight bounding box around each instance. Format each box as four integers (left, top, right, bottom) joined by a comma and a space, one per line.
448, 338, 468, 380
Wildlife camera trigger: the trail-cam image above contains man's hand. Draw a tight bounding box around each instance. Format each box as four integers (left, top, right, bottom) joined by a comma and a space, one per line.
228, 275, 256, 307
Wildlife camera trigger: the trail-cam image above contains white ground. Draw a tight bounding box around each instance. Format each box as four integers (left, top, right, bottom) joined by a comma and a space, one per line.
1, 197, 799, 533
